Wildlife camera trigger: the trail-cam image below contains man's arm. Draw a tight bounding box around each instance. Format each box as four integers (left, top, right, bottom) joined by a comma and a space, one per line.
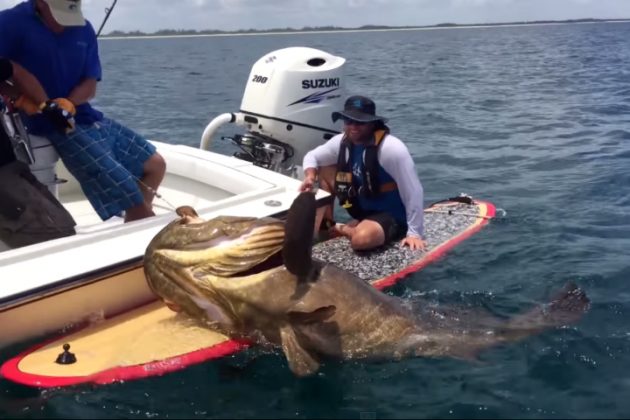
68, 78, 97, 106
0, 59, 48, 105
8, 60, 49, 104
379, 136, 425, 239
302, 135, 342, 170
64, 21, 100, 110
300, 135, 342, 192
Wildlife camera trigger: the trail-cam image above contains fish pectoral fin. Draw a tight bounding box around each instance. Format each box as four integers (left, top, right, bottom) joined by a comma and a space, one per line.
287, 305, 336, 325
279, 325, 321, 377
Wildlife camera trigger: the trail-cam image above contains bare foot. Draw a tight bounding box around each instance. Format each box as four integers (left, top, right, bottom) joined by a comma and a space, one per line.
329, 222, 358, 239
124, 203, 155, 223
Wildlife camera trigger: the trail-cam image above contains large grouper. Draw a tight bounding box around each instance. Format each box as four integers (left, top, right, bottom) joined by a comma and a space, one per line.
144, 192, 590, 376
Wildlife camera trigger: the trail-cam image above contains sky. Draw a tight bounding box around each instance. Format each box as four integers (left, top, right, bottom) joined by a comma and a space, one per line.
1, 0, 629, 33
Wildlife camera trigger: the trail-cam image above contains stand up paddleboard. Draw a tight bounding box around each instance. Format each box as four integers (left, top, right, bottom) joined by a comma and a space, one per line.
1, 195, 496, 388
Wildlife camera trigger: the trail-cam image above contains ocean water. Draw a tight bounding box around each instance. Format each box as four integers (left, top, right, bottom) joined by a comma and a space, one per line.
2, 22, 630, 419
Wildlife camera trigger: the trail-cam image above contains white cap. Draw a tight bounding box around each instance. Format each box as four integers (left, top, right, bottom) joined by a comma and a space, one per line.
42, 0, 85, 27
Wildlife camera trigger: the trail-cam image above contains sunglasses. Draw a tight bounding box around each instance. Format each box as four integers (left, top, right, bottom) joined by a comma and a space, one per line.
342, 119, 369, 126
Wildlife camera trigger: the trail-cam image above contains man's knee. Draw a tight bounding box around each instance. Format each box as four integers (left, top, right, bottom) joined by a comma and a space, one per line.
350, 227, 384, 251
144, 152, 166, 177
350, 231, 375, 250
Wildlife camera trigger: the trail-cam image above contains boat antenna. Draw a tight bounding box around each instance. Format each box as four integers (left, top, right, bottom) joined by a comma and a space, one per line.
96, 0, 119, 38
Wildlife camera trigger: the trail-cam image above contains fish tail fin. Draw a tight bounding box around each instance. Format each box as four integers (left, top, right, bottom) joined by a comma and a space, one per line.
499, 282, 590, 342
425, 282, 590, 359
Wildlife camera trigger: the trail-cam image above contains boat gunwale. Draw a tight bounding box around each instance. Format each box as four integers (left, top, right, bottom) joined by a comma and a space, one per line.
0, 194, 333, 312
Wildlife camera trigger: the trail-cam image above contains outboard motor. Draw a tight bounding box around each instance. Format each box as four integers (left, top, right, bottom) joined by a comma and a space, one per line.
200, 47, 346, 177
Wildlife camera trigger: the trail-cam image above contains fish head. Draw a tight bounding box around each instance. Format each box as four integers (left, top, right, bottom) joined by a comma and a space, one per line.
143, 207, 286, 323
143, 195, 341, 377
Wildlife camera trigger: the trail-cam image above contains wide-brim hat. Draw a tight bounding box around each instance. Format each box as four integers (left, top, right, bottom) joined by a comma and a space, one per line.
331, 95, 388, 124
43, 0, 85, 26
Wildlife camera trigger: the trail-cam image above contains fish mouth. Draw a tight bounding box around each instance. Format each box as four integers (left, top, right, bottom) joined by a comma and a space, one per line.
144, 212, 288, 315
160, 222, 285, 277
146, 212, 286, 283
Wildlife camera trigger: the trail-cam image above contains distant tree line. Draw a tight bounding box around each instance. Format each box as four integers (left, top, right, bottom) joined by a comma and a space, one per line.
103, 18, 629, 37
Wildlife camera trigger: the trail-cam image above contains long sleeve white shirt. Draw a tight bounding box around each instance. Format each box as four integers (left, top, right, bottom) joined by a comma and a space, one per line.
303, 133, 424, 238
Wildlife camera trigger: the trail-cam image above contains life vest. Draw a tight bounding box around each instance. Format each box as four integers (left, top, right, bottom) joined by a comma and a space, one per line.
334, 129, 398, 218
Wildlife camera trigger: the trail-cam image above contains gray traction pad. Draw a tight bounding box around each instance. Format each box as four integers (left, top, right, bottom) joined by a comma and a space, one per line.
311, 202, 483, 282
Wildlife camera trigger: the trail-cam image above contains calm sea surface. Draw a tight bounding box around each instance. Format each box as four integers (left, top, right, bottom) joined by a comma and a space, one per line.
2, 22, 630, 419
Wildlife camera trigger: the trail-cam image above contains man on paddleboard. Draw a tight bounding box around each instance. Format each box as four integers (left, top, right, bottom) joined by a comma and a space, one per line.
299, 95, 426, 251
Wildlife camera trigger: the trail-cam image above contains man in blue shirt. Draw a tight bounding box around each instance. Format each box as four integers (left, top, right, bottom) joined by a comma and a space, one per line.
0, 0, 166, 222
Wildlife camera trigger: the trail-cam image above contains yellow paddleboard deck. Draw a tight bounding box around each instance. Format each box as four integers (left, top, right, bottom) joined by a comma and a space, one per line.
1, 301, 248, 387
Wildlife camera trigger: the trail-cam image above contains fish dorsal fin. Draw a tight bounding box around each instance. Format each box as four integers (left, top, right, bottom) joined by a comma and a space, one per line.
282, 192, 316, 280
279, 325, 321, 377
288, 305, 336, 325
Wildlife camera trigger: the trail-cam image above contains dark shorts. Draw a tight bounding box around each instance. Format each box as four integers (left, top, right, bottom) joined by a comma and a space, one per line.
363, 212, 407, 243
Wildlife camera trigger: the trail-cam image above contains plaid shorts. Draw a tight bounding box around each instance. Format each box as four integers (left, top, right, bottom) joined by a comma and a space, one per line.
48, 118, 157, 220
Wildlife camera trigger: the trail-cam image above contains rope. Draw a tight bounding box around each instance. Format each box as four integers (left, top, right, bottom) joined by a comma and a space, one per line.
137, 178, 178, 212
424, 208, 493, 220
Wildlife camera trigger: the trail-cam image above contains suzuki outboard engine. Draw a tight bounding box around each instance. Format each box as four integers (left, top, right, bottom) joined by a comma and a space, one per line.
200, 47, 346, 177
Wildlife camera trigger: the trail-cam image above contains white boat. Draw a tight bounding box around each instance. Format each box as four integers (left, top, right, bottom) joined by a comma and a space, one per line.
0, 47, 346, 349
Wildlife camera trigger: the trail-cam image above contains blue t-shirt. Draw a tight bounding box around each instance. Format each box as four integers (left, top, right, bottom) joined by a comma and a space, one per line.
350, 144, 407, 225
0, 0, 103, 136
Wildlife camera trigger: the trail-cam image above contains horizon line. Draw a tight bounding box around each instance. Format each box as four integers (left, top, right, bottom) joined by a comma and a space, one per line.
99, 18, 630, 41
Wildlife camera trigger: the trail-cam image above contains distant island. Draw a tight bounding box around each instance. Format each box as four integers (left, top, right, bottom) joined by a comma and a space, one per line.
102, 18, 630, 38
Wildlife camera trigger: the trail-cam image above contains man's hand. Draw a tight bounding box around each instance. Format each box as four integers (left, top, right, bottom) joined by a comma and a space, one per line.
40, 100, 75, 134
299, 174, 317, 192
400, 235, 427, 251
52, 97, 76, 116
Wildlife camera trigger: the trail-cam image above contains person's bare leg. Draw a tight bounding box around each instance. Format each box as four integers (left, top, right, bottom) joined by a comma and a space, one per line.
139, 152, 166, 207
330, 219, 359, 238
124, 202, 153, 222
124, 153, 166, 223
340, 219, 386, 251
316, 164, 383, 250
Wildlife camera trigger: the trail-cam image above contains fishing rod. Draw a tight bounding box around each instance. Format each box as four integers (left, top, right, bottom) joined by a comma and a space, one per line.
96, 0, 119, 37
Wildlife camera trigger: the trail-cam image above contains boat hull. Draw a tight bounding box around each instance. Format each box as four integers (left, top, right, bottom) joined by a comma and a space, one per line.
0, 262, 152, 348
